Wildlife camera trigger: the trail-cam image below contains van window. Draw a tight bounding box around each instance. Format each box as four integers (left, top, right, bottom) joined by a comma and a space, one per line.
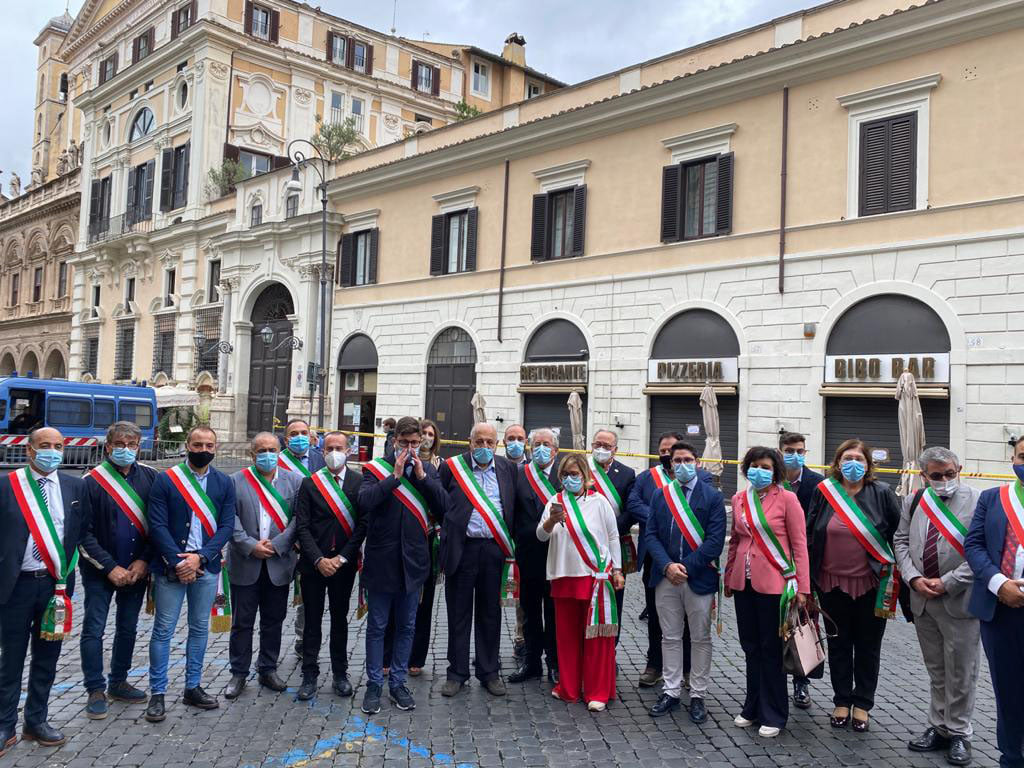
120, 401, 153, 428
8, 390, 45, 433
48, 397, 92, 427
95, 399, 115, 429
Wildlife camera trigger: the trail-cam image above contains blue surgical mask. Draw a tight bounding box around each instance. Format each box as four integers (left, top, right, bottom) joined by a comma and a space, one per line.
288, 435, 310, 455
533, 444, 552, 466
255, 451, 279, 473
505, 440, 525, 459
1013, 464, 1024, 484
747, 467, 774, 490
674, 462, 696, 484
783, 452, 805, 469
562, 475, 583, 494
110, 447, 137, 468
33, 448, 63, 473
472, 447, 494, 466
841, 459, 866, 483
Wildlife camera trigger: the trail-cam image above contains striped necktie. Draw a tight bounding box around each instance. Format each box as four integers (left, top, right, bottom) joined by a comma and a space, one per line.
32, 477, 48, 564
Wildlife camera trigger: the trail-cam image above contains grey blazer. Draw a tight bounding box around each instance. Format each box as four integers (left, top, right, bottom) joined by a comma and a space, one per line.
227, 467, 302, 587
894, 482, 980, 620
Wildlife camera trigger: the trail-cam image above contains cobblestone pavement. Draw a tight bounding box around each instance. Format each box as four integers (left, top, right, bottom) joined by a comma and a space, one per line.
3, 579, 1002, 768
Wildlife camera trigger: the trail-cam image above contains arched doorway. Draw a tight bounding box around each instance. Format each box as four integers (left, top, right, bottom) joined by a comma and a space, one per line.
21, 352, 40, 379
823, 294, 951, 477
0, 353, 16, 375
43, 350, 66, 379
425, 327, 477, 458
520, 319, 590, 447
646, 308, 741, 497
337, 334, 378, 458
246, 283, 296, 436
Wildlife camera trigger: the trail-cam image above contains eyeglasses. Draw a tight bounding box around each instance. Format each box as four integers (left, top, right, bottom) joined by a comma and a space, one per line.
397, 440, 422, 450
926, 470, 958, 481
111, 441, 140, 450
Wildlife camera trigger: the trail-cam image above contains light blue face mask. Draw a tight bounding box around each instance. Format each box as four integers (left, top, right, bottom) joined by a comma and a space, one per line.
783, 452, 805, 469
472, 446, 494, 466
562, 474, 583, 494
747, 466, 774, 490
533, 444, 552, 466
841, 459, 866, 483
109, 447, 137, 468
674, 461, 696, 484
505, 440, 525, 459
34, 448, 63, 473
288, 435, 310, 455
255, 451, 279, 473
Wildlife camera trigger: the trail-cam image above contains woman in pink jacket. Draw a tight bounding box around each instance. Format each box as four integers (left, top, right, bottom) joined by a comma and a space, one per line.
724, 446, 811, 738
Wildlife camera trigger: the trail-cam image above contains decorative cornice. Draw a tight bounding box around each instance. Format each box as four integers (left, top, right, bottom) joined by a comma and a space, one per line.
836, 73, 942, 108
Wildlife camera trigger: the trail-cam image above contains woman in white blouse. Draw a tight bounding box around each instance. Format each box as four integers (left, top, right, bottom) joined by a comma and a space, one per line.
537, 453, 624, 711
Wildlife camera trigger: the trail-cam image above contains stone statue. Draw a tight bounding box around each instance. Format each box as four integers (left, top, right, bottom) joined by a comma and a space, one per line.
30, 168, 43, 187
56, 150, 69, 176
8, 172, 20, 198
68, 138, 80, 169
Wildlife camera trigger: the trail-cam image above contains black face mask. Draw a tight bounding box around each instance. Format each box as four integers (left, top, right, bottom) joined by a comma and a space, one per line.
188, 450, 215, 469
659, 455, 672, 471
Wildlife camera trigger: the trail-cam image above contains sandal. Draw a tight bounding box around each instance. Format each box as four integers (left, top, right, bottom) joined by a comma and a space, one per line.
830, 706, 850, 728
851, 707, 869, 732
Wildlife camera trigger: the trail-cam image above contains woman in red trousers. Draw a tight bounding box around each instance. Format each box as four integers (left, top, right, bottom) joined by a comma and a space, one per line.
537, 453, 624, 711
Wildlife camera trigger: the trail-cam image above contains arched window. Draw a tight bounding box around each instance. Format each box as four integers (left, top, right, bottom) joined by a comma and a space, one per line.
128, 108, 154, 142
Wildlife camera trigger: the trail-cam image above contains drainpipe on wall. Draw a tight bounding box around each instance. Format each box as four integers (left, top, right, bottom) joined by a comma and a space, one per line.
497, 158, 510, 342
778, 86, 789, 295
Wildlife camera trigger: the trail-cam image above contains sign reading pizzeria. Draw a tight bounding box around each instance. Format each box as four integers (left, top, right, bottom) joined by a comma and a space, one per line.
648, 358, 739, 385
520, 363, 588, 385
824, 353, 950, 384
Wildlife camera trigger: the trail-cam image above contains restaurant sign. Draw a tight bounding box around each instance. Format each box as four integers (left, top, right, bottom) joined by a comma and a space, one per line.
648, 358, 739, 384
825, 353, 949, 384
520, 362, 588, 385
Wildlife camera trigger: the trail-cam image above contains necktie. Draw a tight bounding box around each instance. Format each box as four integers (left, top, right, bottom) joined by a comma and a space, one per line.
1001, 515, 1022, 578
32, 478, 48, 564
922, 521, 941, 579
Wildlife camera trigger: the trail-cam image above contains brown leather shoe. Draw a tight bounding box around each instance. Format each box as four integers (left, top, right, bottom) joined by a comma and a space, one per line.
638, 667, 663, 687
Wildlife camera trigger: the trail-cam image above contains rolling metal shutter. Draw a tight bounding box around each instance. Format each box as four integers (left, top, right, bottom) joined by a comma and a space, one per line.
523, 393, 587, 448
648, 394, 740, 498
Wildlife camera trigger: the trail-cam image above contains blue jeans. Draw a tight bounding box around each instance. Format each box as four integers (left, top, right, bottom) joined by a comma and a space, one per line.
80, 567, 147, 692
365, 589, 419, 689
148, 571, 218, 694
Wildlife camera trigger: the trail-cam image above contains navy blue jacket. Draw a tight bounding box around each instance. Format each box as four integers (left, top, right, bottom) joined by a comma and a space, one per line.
627, 465, 714, 563
148, 465, 236, 575
80, 461, 159, 575
643, 477, 726, 595
279, 446, 326, 475
513, 459, 562, 576
439, 453, 516, 576
599, 459, 636, 536
965, 486, 1013, 623
790, 467, 825, 517
0, 469, 90, 604
359, 454, 447, 594
295, 467, 366, 576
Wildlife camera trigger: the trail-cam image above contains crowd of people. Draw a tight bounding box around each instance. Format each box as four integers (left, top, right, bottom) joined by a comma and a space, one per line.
0, 416, 1022, 768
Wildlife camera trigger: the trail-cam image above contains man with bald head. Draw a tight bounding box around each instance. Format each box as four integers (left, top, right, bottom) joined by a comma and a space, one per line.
224, 433, 302, 700
439, 421, 517, 697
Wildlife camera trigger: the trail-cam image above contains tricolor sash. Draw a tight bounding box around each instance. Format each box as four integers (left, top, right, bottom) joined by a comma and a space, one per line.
9, 468, 79, 640
278, 449, 312, 477
240, 467, 290, 532
649, 465, 671, 491
311, 467, 357, 537
167, 463, 219, 537
365, 459, 431, 534
90, 461, 147, 536
588, 457, 622, 513
999, 482, 1024, 566
661, 479, 705, 551
916, 487, 967, 558
819, 477, 899, 618
524, 460, 557, 507
743, 486, 798, 631
210, 562, 231, 633
561, 491, 618, 637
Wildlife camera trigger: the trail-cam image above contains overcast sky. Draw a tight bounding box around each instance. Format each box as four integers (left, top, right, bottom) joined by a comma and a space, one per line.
0, 0, 810, 189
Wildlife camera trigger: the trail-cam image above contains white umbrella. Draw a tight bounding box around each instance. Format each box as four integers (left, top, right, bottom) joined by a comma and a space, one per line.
470, 391, 487, 424
896, 370, 927, 497
700, 384, 723, 478
567, 391, 585, 451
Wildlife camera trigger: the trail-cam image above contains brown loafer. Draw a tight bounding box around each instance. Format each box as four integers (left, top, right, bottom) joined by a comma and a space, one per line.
830, 706, 850, 729
851, 707, 869, 732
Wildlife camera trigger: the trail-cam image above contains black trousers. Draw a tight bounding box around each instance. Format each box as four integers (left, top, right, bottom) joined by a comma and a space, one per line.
819, 587, 887, 710
445, 538, 503, 683
981, 603, 1024, 766
383, 566, 437, 669
641, 555, 689, 673
735, 584, 789, 729
300, 562, 357, 680
519, 569, 557, 671
0, 573, 64, 730
228, 563, 290, 676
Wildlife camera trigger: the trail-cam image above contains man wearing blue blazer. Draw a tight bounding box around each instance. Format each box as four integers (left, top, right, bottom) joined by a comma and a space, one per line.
439, 422, 517, 698
643, 440, 726, 725
0, 427, 90, 754
965, 435, 1024, 768
145, 426, 236, 723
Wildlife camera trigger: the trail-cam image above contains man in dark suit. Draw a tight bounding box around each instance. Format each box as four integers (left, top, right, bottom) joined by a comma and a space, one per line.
509, 427, 561, 684
439, 421, 516, 697
778, 431, 825, 709
79, 421, 158, 720
965, 435, 1024, 768
294, 431, 366, 702
145, 426, 236, 723
0, 427, 89, 754
359, 417, 447, 714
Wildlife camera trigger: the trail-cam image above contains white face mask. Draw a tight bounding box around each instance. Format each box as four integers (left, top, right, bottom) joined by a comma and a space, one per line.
930, 477, 959, 497
592, 447, 613, 464
325, 450, 347, 471
421, 436, 434, 450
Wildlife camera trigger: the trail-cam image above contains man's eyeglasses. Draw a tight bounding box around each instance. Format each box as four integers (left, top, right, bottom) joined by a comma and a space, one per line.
926, 470, 958, 481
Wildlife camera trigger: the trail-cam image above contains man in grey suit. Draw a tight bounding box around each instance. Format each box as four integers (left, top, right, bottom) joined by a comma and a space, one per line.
224, 432, 302, 700
894, 446, 980, 767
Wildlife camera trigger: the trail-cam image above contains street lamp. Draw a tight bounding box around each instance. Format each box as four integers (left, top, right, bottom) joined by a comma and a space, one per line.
285, 138, 330, 433
259, 325, 303, 351
194, 331, 233, 355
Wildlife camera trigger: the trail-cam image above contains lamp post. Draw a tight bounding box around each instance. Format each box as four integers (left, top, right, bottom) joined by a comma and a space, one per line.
284, 139, 329, 433
194, 331, 234, 356
258, 325, 303, 352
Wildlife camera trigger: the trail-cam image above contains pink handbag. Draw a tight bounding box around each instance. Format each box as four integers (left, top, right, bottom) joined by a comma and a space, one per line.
783, 605, 830, 678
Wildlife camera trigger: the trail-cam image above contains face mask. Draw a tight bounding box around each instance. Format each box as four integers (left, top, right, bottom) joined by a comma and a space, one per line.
674, 461, 696, 484
325, 450, 347, 472
562, 475, 583, 494
472, 447, 494, 466
505, 440, 525, 459
592, 447, 613, 464
255, 451, 279, 473
841, 459, 866, 483
783, 452, 805, 469
747, 467, 774, 490
188, 450, 215, 469
930, 477, 959, 497
109, 447, 137, 468
533, 444, 552, 466
33, 448, 63, 473
421, 436, 434, 451
1013, 464, 1024, 484
659, 455, 673, 471
288, 435, 310, 455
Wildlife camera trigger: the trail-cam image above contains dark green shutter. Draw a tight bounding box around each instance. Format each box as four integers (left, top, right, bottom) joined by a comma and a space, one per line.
367, 228, 379, 284
430, 214, 445, 275
338, 234, 354, 287
715, 152, 734, 235
465, 207, 478, 272
660, 164, 682, 242
530, 193, 548, 261
570, 185, 586, 257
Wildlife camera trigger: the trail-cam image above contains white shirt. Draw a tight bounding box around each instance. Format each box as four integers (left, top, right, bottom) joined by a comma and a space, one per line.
186, 467, 210, 551
22, 468, 65, 572
536, 491, 621, 580
257, 469, 277, 540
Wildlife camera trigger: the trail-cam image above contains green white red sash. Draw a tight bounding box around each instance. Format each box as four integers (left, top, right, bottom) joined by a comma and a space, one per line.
743, 486, 798, 631
662, 479, 705, 551
365, 459, 431, 534
917, 487, 967, 558
524, 460, 557, 507
210, 562, 231, 633
311, 467, 356, 538
818, 477, 899, 618
240, 466, 290, 532
91, 460, 147, 536
649, 465, 671, 490
278, 449, 312, 477
998, 482, 1024, 567
9, 468, 79, 639
588, 457, 622, 513
561, 491, 618, 637
167, 463, 218, 537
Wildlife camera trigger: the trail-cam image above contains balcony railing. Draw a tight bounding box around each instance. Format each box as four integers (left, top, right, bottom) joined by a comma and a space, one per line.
87, 209, 154, 245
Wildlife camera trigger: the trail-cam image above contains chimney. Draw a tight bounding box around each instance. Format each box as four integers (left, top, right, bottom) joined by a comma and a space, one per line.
501, 33, 526, 67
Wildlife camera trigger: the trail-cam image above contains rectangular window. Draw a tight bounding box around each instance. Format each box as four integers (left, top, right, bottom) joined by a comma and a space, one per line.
250, 203, 263, 227
353, 231, 370, 286
91, 284, 101, 316
177, 3, 194, 34
530, 186, 587, 262
83, 335, 99, 378
99, 54, 117, 85
88, 175, 113, 241
351, 98, 364, 132
353, 42, 367, 72
114, 320, 135, 380
171, 143, 189, 209
152, 314, 176, 376
415, 63, 434, 93
239, 150, 271, 176
472, 61, 489, 97
94, 398, 115, 429
680, 158, 718, 240
193, 307, 222, 378
330, 91, 345, 124
126, 161, 154, 223
164, 268, 176, 307
125, 277, 136, 304
251, 5, 271, 39
337, 229, 377, 287
858, 112, 917, 217
526, 81, 543, 99
430, 208, 478, 275
550, 189, 575, 260
32, 268, 43, 303
659, 153, 733, 243
9, 273, 19, 306
133, 29, 152, 63
207, 260, 221, 302
57, 262, 68, 297
47, 397, 92, 427
119, 401, 153, 428
286, 194, 299, 219
331, 34, 346, 64
447, 211, 468, 273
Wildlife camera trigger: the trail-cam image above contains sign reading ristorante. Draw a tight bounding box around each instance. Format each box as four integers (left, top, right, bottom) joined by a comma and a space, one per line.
520, 362, 588, 385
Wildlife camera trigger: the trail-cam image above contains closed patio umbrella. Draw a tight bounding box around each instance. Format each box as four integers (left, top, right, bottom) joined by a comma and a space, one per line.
470, 391, 487, 424
567, 391, 585, 452
700, 384, 724, 478
896, 370, 926, 497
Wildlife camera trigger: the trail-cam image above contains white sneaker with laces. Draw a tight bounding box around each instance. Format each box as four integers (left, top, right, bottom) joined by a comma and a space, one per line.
734, 715, 755, 728
758, 725, 781, 738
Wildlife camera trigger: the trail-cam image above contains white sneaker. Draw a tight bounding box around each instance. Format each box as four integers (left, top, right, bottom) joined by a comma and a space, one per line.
587, 700, 606, 712
734, 715, 755, 728
758, 725, 781, 738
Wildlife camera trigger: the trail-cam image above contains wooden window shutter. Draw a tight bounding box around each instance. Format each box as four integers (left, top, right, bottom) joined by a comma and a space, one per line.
410, 61, 418, 89
101, 179, 112, 219
171, 8, 180, 40
89, 179, 101, 224
432, 66, 441, 96
345, 37, 355, 69
887, 113, 916, 212
143, 159, 155, 215
269, 9, 280, 43
530, 193, 548, 262
365, 44, 374, 76
244, 1, 254, 35
132, 36, 140, 64
112, 52, 119, 77
715, 151, 734, 235
222, 142, 240, 164
368, 228, 379, 284
429, 214, 445, 275
338, 234, 354, 287
159, 148, 174, 211
660, 164, 682, 243
126, 167, 137, 216
465, 207, 478, 272
859, 120, 889, 217
326, 31, 334, 62
148, 28, 155, 56
176, 142, 191, 209
570, 185, 587, 257
190, 1, 197, 22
